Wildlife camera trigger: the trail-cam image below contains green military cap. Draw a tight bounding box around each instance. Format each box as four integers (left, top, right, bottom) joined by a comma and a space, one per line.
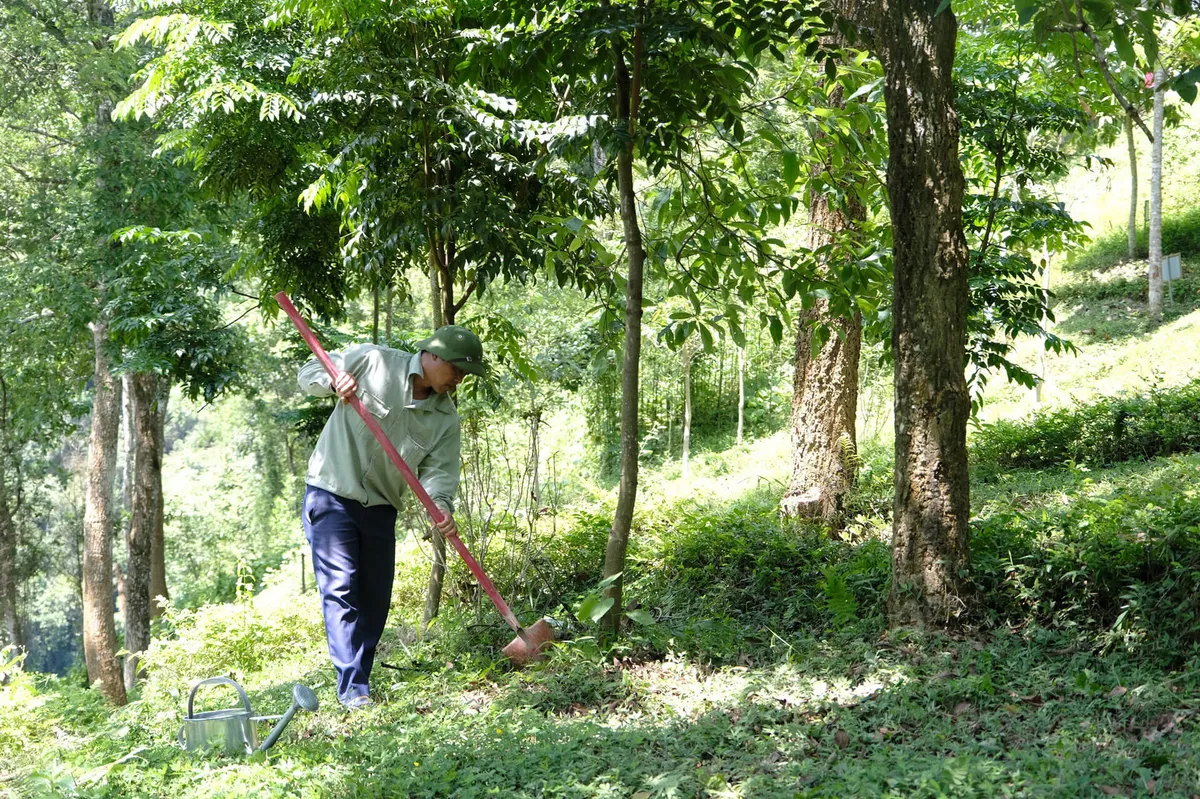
415, 325, 487, 376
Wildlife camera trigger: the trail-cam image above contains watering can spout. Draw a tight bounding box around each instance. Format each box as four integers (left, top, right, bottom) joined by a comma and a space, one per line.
259, 684, 319, 752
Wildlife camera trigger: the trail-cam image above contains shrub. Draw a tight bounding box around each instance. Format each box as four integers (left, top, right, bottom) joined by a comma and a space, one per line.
971, 464, 1200, 664
971, 378, 1200, 473
627, 490, 890, 657
1066, 205, 1200, 273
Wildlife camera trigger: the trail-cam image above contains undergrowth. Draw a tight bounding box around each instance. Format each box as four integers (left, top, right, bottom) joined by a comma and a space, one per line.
971, 378, 1200, 474
8, 447, 1200, 797
1066, 205, 1200, 273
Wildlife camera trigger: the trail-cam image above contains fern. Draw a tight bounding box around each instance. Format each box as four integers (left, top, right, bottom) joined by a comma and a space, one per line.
822, 567, 858, 627
837, 433, 862, 478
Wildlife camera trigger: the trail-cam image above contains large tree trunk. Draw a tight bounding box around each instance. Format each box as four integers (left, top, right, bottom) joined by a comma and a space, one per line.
149, 379, 169, 617
780, 75, 865, 525
875, 0, 972, 626
123, 372, 159, 690
601, 28, 645, 639
1125, 113, 1138, 261
781, 306, 862, 523
82, 320, 126, 704
1148, 69, 1164, 322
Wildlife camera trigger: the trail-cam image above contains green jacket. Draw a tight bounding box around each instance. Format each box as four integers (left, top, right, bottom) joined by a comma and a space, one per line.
299, 345, 461, 513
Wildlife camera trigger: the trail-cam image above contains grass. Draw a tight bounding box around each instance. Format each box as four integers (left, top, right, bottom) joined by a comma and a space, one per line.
976, 249, 1200, 424
8, 449, 1200, 798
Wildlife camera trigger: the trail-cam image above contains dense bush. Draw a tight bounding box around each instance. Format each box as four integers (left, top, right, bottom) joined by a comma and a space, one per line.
1066, 205, 1200, 273
971, 379, 1200, 472
627, 491, 890, 654
971, 460, 1200, 664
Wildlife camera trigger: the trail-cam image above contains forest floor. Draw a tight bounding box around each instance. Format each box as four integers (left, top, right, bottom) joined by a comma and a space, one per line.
6, 450, 1200, 798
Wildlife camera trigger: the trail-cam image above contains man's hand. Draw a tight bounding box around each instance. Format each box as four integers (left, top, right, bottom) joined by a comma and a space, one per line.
432, 510, 458, 539
333, 371, 358, 403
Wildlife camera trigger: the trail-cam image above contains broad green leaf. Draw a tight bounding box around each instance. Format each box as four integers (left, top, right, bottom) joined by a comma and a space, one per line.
625, 609, 655, 625
578, 595, 615, 624
781, 151, 800, 188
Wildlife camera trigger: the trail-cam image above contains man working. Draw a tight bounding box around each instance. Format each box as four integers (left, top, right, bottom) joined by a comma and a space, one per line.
298, 325, 487, 710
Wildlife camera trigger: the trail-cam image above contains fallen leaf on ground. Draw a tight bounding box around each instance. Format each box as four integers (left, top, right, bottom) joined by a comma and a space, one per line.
834, 729, 850, 749
1108, 686, 1128, 699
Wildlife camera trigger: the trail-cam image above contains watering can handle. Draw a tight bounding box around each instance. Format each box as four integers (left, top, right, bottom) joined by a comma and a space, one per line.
187, 676, 252, 719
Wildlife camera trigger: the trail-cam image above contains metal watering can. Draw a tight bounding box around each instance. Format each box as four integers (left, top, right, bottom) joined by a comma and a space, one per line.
178, 677, 319, 755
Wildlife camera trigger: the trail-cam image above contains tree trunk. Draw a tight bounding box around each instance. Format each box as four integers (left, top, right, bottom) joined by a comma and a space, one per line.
1148, 68, 1164, 322
601, 29, 645, 639
875, 0, 972, 626
114, 562, 126, 632
1125, 113, 1138, 261
386, 281, 394, 345
781, 306, 862, 523
681, 349, 692, 479
429, 245, 445, 329
780, 74, 865, 525
0, 373, 22, 649
372, 281, 380, 345
736, 346, 745, 446
122, 372, 134, 549
82, 320, 126, 704
421, 528, 447, 633
0, 452, 23, 650
1036, 247, 1052, 405
149, 379, 169, 617
123, 373, 158, 690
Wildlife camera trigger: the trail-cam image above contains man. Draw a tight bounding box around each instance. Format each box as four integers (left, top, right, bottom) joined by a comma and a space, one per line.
298, 325, 486, 710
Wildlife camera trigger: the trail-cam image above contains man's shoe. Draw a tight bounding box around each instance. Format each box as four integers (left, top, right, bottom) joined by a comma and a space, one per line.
341, 695, 374, 711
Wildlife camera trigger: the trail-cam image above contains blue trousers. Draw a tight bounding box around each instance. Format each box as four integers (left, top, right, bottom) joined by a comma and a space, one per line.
303, 485, 397, 702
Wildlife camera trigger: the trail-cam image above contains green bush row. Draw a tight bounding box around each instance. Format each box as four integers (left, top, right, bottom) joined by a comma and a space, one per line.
1066, 205, 1200, 273
971, 379, 1200, 472
971, 462, 1200, 664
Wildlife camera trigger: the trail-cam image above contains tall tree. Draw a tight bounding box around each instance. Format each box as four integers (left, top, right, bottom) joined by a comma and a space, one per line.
81, 318, 126, 703
123, 373, 159, 689
506, 0, 808, 636
841, 0, 972, 625
81, 0, 127, 704
779, 45, 883, 524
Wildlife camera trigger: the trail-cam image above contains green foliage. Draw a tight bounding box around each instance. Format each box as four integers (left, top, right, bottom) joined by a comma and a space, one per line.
955, 31, 1090, 407
141, 591, 325, 700
972, 455, 1200, 663
971, 378, 1200, 472
1066, 205, 1200, 273
628, 489, 890, 655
